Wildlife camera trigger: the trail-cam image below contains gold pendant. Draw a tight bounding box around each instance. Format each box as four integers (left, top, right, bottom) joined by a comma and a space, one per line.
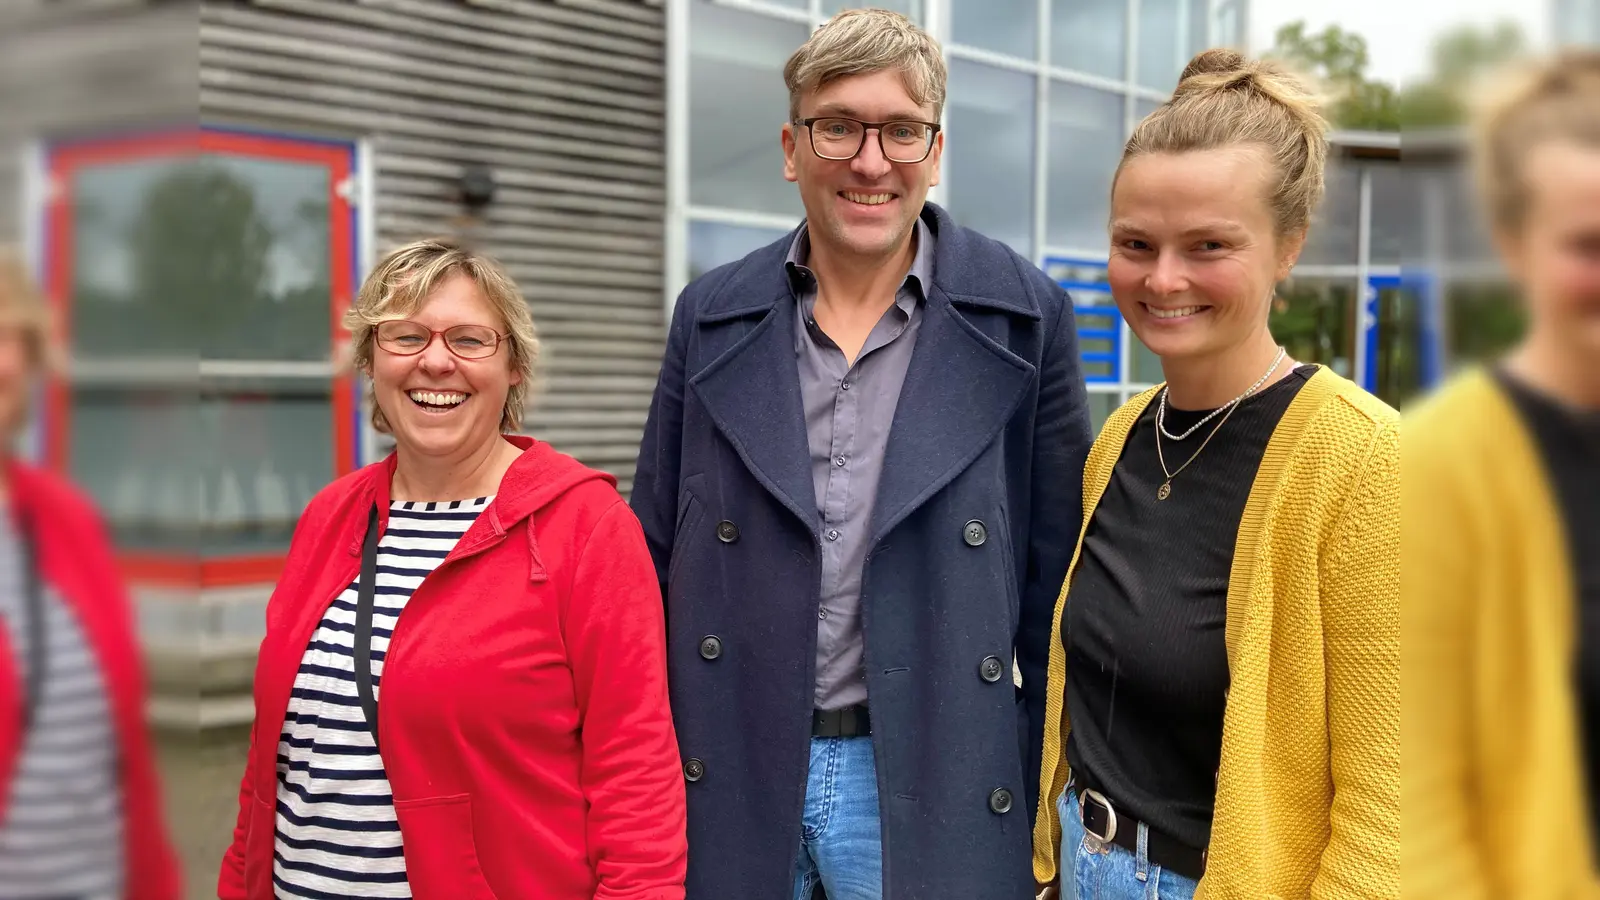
1157, 482, 1171, 500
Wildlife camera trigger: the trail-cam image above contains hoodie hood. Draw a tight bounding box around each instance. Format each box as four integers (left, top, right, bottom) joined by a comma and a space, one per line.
353, 436, 617, 550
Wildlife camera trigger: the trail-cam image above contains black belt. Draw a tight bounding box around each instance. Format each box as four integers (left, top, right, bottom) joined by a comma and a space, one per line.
1074, 776, 1207, 881
812, 705, 870, 737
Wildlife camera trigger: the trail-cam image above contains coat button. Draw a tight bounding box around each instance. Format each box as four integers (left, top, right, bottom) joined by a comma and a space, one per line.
979, 655, 1004, 683
963, 520, 987, 547
716, 520, 739, 543
684, 758, 705, 782
989, 787, 1013, 815
699, 635, 723, 660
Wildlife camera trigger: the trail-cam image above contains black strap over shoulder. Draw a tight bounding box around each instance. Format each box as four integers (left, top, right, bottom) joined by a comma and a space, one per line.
17, 510, 43, 733
352, 504, 382, 750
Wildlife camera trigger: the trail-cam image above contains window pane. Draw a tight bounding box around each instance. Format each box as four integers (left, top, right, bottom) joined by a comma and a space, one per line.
1271, 277, 1358, 379
688, 220, 792, 283
1132, 329, 1164, 383
1446, 279, 1525, 366
1214, 0, 1244, 49
1138, 0, 1197, 91
70, 386, 198, 555
824, 0, 920, 18
946, 60, 1036, 259
951, 0, 1038, 60
70, 154, 335, 361
70, 384, 335, 557
1301, 159, 1360, 266
1134, 98, 1161, 128
202, 385, 335, 556
1367, 162, 1423, 265
689, 2, 807, 219
1188, 0, 1212, 54
1087, 390, 1120, 433
1047, 82, 1124, 252
1052, 0, 1127, 80
1374, 283, 1425, 409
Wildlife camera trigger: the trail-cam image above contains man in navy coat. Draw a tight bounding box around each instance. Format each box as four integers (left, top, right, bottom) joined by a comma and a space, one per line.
632, 8, 1092, 899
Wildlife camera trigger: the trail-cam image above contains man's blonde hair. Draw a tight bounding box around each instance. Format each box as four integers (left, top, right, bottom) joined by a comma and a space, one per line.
1470, 49, 1600, 234
784, 8, 947, 122
1119, 48, 1330, 239
345, 238, 539, 435
0, 248, 57, 373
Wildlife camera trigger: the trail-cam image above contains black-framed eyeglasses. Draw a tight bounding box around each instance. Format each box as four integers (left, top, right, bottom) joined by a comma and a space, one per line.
375, 321, 509, 360
794, 117, 941, 164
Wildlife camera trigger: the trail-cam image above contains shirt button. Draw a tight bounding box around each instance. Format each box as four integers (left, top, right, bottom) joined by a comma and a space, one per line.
818, 609, 828, 619
827, 529, 840, 541
841, 380, 851, 391
835, 455, 846, 467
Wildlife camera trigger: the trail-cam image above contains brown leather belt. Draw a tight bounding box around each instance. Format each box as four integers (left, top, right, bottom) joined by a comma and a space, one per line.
1075, 779, 1207, 881
812, 705, 871, 737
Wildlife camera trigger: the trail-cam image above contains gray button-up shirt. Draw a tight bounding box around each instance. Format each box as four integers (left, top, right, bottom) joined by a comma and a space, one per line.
786, 218, 934, 711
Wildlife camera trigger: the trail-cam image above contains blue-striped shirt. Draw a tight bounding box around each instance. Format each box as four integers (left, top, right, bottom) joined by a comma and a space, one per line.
272, 497, 488, 900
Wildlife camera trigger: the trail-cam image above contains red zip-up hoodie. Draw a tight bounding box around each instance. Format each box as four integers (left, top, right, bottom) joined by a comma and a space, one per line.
218, 437, 686, 899
0, 461, 180, 900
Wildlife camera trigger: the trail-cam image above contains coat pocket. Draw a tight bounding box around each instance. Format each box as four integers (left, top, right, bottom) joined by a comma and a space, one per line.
393, 793, 500, 900
243, 796, 276, 898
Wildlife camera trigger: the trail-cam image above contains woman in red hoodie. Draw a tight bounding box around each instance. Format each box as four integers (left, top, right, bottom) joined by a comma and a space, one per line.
0, 251, 179, 899
218, 238, 686, 900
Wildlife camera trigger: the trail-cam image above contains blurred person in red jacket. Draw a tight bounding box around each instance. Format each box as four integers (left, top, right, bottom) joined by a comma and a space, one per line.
217, 238, 686, 900
1403, 51, 1600, 899
0, 251, 180, 899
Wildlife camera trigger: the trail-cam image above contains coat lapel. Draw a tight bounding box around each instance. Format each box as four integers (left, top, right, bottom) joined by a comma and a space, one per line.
869, 284, 1037, 543
689, 285, 820, 536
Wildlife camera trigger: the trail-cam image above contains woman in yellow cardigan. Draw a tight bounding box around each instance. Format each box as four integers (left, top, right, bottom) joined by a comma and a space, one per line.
1403, 51, 1600, 900
1032, 48, 1399, 899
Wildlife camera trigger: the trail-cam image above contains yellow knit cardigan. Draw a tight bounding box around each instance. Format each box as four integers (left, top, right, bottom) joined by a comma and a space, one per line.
1031, 367, 1400, 898
1402, 368, 1599, 899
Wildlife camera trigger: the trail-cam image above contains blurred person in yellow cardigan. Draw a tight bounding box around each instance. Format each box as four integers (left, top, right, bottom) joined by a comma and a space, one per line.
1403, 51, 1600, 900
1033, 47, 1398, 900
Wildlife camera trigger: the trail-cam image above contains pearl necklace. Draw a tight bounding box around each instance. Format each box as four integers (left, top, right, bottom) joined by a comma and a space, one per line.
1156, 346, 1288, 442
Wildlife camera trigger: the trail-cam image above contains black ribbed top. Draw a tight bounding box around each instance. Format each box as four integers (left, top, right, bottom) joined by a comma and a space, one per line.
1496, 369, 1600, 855
1062, 364, 1315, 852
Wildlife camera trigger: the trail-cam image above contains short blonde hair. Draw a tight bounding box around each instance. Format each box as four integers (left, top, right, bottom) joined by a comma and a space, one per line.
1118, 48, 1329, 239
345, 238, 539, 435
1471, 49, 1600, 233
784, 8, 947, 122
0, 248, 57, 373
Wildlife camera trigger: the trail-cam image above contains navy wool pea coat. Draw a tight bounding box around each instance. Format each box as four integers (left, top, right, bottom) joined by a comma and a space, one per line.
631, 202, 1092, 899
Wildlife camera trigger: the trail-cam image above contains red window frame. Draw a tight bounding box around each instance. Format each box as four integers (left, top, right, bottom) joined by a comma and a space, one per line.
44, 127, 360, 588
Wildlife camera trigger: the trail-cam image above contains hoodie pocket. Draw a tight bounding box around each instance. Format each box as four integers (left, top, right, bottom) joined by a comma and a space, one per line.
244, 796, 275, 898
393, 793, 500, 900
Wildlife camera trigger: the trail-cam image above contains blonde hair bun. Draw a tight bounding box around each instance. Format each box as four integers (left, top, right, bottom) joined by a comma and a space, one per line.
1177, 48, 1251, 91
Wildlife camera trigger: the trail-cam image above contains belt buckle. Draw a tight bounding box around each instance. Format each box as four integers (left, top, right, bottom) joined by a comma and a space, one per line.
1079, 788, 1118, 854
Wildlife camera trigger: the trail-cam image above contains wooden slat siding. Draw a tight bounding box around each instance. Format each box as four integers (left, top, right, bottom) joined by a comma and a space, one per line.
244, 0, 659, 85
203, 0, 666, 497
199, 6, 661, 111
199, 91, 664, 167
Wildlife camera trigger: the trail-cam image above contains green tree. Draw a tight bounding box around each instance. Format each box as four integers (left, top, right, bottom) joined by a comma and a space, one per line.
1267, 22, 1401, 130
1399, 20, 1530, 129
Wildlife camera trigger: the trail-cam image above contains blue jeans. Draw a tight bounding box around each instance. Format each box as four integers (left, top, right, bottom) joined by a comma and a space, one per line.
791, 737, 883, 900
1056, 789, 1200, 900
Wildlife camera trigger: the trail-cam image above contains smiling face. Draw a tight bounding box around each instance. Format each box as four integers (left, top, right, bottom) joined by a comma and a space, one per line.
782, 68, 943, 262
1107, 146, 1303, 364
368, 271, 520, 462
1499, 141, 1600, 359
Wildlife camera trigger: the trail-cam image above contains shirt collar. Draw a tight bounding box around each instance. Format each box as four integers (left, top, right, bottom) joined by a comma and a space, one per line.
784, 216, 934, 309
